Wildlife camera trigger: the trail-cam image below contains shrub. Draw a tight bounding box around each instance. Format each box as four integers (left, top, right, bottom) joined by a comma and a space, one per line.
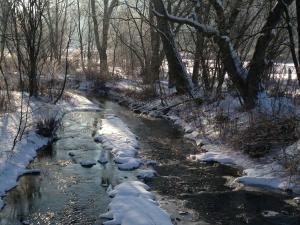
36, 117, 59, 137
235, 115, 299, 158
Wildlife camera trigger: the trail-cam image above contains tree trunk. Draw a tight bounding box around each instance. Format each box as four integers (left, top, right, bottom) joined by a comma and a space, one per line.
246, 0, 295, 108
296, 0, 300, 75
100, 13, 110, 77
77, 0, 85, 73
153, 0, 192, 94
192, 32, 202, 86
149, 4, 160, 84
90, 0, 102, 72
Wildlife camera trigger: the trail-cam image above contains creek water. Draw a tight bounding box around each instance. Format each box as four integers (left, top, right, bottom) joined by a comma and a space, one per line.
0, 97, 299, 225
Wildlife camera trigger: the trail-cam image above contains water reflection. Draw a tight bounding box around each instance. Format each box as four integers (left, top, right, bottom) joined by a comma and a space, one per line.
0, 175, 42, 224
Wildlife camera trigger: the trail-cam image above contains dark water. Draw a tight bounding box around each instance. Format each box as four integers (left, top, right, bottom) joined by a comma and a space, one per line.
93, 98, 300, 225
0, 97, 299, 225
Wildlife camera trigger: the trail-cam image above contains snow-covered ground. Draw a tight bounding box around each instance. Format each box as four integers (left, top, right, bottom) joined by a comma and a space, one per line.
0, 91, 100, 209
101, 79, 300, 194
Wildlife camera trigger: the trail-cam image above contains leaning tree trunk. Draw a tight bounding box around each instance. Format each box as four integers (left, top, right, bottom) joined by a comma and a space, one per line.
246, 0, 295, 108
153, 0, 192, 94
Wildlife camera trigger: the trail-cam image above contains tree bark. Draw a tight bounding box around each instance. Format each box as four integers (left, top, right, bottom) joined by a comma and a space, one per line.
296, 0, 300, 75
153, 0, 192, 94
149, 3, 160, 84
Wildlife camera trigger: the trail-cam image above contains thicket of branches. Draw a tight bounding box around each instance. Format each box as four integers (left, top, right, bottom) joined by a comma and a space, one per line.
0, 0, 299, 110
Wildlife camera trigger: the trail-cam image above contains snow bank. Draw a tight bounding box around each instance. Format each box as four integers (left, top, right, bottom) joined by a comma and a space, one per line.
0, 132, 48, 209
96, 114, 140, 170
0, 91, 100, 209
189, 144, 300, 193
101, 181, 172, 225
102, 79, 300, 194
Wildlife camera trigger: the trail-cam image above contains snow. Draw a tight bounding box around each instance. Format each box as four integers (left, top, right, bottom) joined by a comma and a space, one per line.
0, 132, 48, 209
257, 92, 295, 115
235, 176, 290, 190
115, 157, 141, 171
189, 143, 300, 192
101, 181, 173, 225
136, 169, 157, 179
261, 210, 280, 217
78, 80, 94, 91
95, 112, 172, 224
96, 114, 140, 170
0, 91, 100, 209
80, 160, 97, 168
102, 78, 300, 194
98, 151, 108, 164
192, 151, 235, 165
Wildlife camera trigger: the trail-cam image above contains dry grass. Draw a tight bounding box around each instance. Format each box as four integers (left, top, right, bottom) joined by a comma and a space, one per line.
122, 85, 157, 101
36, 117, 60, 137
0, 91, 16, 113
232, 114, 299, 158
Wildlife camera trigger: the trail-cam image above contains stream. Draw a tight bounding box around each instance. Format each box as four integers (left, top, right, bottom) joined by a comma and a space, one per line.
0, 96, 299, 225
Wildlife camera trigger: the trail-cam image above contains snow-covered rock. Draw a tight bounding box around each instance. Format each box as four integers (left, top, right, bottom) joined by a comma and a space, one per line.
96, 115, 141, 170
137, 169, 157, 179
261, 210, 280, 217
98, 152, 108, 164
293, 197, 300, 204
80, 160, 97, 168
191, 151, 235, 165
115, 157, 141, 171
68, 152, 76, 157
101, 181, 172, 225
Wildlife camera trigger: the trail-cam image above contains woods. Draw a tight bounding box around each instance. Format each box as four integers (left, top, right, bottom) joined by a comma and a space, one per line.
1, 1, 300, 224
0, 0, 297, 108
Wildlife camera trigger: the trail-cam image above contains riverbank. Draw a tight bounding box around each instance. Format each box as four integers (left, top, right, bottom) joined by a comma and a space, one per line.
0, 91, 175, 225
0, 91, 102, 210
96, 79, 300, 196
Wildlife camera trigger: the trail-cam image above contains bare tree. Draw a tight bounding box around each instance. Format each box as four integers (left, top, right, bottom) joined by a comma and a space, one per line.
12, 0, 47, 97
91, 0, 118, 77
153, 0, 193, 94
156, 0, 295, 108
